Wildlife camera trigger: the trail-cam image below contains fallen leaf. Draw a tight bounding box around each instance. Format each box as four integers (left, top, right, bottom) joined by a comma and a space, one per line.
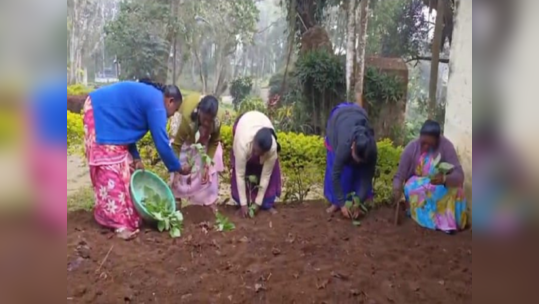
331, 271, 349, 281
255, 283, 265, 293
316, 279, 330, 290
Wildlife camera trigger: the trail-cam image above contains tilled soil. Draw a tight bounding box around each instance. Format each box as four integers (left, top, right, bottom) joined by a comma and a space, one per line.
67, 203, 472, 304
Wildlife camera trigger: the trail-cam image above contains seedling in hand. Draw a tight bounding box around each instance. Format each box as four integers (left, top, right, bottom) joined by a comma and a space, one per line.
189, 143, 215, 176
245, 175, 260, 218
344, 192, 369, 226
430, 154, 455, 178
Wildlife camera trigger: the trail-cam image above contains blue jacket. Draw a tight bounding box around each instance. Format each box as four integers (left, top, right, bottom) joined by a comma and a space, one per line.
89, 81, 180, 172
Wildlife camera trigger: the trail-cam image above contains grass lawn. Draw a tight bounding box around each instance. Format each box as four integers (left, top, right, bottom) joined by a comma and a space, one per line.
68, 187, 95, 212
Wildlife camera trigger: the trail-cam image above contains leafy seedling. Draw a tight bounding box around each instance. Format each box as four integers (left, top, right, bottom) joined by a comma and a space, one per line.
429, 153, 455, 178
245, 175, 260, 218
248, 204, 258, 218
248, 175, 259, 184
142, 186, 184, 238
215, 212, 236, 232
344, 192, 369, 226
189, 143, 215, 176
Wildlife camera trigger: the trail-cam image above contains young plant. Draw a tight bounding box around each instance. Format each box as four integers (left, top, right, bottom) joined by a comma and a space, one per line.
282, 165, 320, 203
430, 154, 455, 177
143, 186, 184, 238
215, 212, 236, 232
189, 143, 215, 176
246, 175, 260, 218
344, 192, 369, 227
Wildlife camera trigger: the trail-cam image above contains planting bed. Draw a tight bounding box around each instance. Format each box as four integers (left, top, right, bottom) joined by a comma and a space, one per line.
67, 203, 472, 303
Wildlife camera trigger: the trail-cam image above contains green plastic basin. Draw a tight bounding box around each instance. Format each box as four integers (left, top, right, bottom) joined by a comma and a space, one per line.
130, 170, 176, 222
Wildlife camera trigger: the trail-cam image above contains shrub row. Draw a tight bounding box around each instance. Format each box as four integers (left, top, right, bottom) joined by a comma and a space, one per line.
67, 112, 402, 205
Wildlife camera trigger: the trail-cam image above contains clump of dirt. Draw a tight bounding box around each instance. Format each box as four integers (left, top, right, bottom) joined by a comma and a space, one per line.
67, 203, 472, 303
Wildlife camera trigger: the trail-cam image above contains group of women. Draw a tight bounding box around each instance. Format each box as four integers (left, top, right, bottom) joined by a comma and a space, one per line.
83, 80, 468, 240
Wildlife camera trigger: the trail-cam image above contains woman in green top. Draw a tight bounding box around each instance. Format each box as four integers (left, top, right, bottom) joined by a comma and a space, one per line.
169, 94, 224, 211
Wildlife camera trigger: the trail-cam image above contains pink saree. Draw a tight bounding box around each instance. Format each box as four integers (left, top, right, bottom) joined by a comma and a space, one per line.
83, 98, 141, 231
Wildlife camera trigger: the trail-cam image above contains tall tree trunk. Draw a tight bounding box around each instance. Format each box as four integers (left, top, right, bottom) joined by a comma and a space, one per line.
193, 49, 207, 94
68, 0, 80, 84
345, 0, 357, 97
429, 0, 445, 119
354, 0, 370, 108
279, 0, 297, 99
172, 37, 178, 85
212, 47, 223, 94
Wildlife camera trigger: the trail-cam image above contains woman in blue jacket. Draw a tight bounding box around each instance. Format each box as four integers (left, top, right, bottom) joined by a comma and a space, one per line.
83, 80, 189, 240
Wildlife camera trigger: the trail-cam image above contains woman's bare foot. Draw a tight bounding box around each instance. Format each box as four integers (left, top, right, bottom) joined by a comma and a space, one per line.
116, 228, 139, 241
326, 205, 338, 214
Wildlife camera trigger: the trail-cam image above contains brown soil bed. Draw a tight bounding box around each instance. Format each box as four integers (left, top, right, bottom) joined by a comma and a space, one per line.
67, 202, 472, 303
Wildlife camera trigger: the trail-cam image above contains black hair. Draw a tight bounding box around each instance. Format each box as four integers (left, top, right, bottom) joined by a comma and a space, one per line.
254, 127, 281, 154
420, 120, 442, 138
353, 126, 376, 162
190, 95, 219, 121
138, 79, 183, 103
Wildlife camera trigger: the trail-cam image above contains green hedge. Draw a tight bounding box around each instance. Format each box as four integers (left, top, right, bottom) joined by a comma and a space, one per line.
67, 112, 402, 205
67, 84, 94, 96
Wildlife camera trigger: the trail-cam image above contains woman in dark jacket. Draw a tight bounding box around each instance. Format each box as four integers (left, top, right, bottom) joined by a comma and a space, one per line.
324, 102, 377, 218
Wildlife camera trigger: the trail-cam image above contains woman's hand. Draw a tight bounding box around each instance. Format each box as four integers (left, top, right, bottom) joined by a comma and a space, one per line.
201, 165, 210, 184
240, 205, 250, 218
133, 159, 145, 171
180, 164, 192, 175
349, 205, 362, 219
340, 206, 352, 219
393, 189, 403, 203
431, 174, 445, 185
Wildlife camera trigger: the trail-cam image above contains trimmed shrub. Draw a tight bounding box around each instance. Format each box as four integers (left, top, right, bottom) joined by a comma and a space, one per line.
67, 84, 93, 96
67, 85, 94, 114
